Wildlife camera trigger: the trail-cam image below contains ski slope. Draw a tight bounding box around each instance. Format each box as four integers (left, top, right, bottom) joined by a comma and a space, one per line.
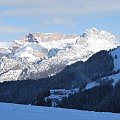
0, 103, 120, 120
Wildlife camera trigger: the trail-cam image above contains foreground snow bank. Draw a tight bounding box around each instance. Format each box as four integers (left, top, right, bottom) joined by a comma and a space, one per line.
0, 103, 120, 120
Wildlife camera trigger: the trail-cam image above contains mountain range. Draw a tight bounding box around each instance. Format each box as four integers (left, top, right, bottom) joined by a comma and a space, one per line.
0, 28, 119, 82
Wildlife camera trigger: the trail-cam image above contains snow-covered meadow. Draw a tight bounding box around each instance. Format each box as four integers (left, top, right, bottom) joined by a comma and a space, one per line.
0, 103, 120, 120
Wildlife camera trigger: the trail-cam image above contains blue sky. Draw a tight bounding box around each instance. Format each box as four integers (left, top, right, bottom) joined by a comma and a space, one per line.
0, 0, 120, 42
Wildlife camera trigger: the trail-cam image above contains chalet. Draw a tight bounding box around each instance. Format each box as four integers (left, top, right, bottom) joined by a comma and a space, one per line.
45, 88, 79, 107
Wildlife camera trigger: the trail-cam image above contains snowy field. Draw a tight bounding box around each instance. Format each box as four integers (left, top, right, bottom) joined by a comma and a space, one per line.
0, 103, 120, 120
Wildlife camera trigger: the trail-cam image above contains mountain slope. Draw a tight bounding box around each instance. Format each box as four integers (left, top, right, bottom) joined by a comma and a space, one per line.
0, 28, 119, 82
57, 47, 120, 113
83, 47, 120, 89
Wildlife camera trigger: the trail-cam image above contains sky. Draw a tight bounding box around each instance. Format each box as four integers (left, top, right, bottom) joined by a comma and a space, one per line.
0, 0, 120, 42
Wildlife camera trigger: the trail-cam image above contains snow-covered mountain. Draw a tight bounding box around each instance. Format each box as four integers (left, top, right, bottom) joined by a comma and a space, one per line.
0, 42, 12, 55
0, 28, 119, 82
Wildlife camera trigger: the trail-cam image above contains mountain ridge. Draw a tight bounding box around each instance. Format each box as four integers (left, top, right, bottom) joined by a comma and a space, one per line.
0, 28, 119, 82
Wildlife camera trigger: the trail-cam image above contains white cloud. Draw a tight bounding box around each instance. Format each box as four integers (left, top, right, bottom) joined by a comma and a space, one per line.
0, 0, 60, 7
0, 24, 27, 33
0, 0, 120, 31
0, 0, 120, 17
45, 17, 75, 27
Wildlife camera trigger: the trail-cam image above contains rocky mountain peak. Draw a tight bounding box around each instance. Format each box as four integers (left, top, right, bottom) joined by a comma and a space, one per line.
84, 27, 116, 41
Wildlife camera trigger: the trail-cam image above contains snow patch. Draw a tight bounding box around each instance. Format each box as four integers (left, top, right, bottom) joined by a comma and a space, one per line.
111, 47, 120, 71
103, 73, 120, 87
85, 82, 100, 90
